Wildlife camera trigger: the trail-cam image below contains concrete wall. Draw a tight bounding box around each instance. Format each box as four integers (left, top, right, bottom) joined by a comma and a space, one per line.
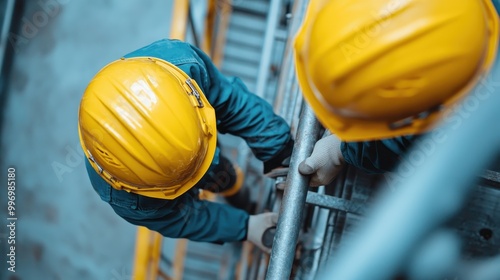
1, 1, 173, 279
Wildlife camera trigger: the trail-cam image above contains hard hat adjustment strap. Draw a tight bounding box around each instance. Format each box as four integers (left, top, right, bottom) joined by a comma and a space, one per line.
87, 151, 103, 173
185, 79, 204, 108
87, 150, 120, 187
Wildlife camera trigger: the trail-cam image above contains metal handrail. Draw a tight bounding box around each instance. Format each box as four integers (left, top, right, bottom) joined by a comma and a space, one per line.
264, 0, 314, 278
266, 104, 322, 279
254, 0, 282, 99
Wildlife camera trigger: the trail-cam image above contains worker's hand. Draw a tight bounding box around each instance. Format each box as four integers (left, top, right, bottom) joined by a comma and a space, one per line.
298, 134, 345, 187
247, 212, 278, 254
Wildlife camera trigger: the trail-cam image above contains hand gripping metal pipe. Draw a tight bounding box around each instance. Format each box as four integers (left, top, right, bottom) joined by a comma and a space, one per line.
266, 103, 322, 280
317, 60, 500, 280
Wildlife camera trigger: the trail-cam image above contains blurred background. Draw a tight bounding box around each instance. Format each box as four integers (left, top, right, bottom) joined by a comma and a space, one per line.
0, 1, 174, 279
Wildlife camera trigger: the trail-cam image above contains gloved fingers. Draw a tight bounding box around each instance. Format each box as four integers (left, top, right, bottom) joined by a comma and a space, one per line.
258, 212, 278, 225
247, 212, 279, 254
309, 166, 343, 187
298, 157, 318, 175
269, 212, 278, 224
309, 175, 324, 187
300, 161, 328, 187
299, 135, 339, 176
261, 226, 276, 252
259, 213, 278, 253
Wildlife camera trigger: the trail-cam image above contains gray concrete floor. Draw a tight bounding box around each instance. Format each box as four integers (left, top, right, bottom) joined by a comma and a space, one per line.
1, 1, 174, 279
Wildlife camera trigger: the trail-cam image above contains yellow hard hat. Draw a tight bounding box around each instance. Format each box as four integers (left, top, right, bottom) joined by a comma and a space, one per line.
78, 57, 217, 199
295, 0, 499, 141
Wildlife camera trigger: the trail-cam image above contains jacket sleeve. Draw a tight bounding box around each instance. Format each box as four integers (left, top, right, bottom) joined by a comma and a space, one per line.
340, 135, 420, 174
85, 159, 249, 243
185, 44, 292, 164
111, 190, 249, 244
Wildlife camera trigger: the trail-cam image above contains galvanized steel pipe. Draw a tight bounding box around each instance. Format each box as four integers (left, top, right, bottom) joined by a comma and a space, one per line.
266, 104, 322, 280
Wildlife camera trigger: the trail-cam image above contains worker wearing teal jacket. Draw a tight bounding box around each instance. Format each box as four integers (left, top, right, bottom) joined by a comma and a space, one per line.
341, 136, 419, 174
79, 39, 292, 252
294, 0, 498, 186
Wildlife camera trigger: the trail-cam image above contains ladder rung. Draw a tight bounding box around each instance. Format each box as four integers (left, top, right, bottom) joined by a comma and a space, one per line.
305, 192, 368, 215
232, 0, 270, 15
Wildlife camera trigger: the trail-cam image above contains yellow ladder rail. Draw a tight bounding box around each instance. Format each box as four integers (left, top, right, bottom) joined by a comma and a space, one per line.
170, 0, 189, 40
133, 227, 166, 280
209, 0, 232, 67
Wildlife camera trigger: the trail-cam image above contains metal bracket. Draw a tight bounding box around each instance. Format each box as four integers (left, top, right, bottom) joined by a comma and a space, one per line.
186, 79, 204, 108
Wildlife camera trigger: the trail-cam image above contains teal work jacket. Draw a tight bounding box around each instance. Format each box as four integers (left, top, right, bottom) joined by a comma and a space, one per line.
85, 39, 292, 243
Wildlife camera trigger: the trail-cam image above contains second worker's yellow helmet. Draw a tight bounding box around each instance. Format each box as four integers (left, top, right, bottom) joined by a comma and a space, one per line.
78, 57, 217, 199
295, 0, 499, 141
